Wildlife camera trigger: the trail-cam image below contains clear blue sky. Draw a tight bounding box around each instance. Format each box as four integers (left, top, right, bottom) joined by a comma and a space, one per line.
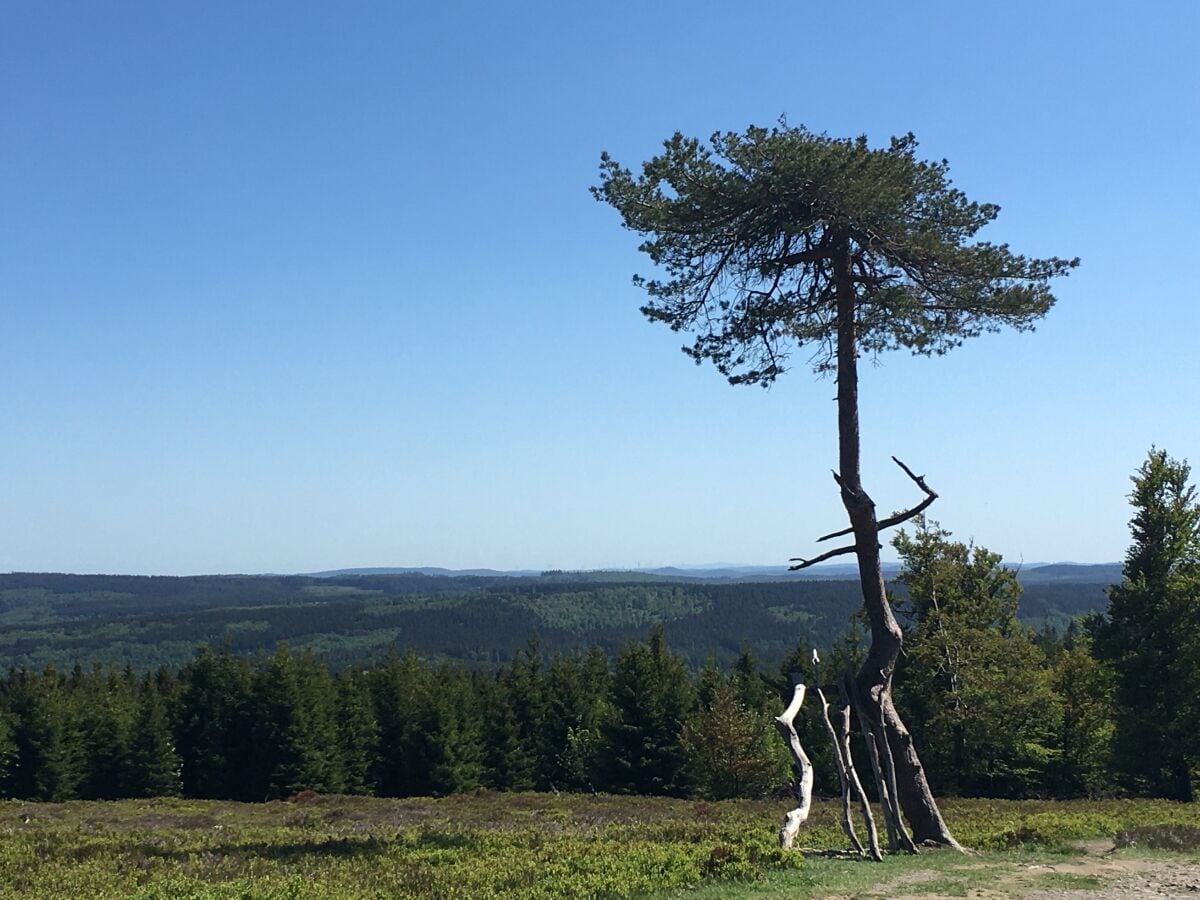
2, 1, 1197, 575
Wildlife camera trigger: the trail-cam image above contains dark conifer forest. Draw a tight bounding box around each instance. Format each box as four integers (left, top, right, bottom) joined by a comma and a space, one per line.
0, 568, 1108, 672
1, 450, 1195, 806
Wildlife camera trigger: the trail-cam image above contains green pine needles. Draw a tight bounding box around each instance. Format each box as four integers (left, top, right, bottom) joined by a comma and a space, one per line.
594, 124, 1078, 384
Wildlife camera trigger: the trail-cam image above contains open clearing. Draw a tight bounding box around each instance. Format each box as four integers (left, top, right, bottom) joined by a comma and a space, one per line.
1, 794, 1197, 898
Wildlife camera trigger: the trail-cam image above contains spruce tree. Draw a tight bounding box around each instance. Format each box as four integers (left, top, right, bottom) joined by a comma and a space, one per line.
1050, 634, 1114, 798
601, 626, 693, 796
8, 669, 82, 801
1094, 449, 1200, 799
682, 680, 786, 799
371, 649, 455, 796
176, 646, 254, 799
125, 678, 182, 798
0, 711, 16, 797
483, 671, 536, 791
335, 670, 380, 795
77, 679, 134, 801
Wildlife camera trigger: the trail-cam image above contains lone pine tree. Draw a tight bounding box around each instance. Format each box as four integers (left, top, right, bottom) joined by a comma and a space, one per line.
594, 124, 1077, 848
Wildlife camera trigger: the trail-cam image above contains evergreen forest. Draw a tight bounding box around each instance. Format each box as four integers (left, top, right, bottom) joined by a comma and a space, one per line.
1, 449, 1196, 807
0, 566, 1109, 673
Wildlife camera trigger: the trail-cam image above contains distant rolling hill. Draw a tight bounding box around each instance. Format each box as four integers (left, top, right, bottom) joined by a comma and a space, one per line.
0, 564, 1117, 672
311, 561, 1122, 584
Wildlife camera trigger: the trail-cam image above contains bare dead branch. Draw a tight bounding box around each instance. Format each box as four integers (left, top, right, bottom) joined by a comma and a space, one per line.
877, 456, 938, 530
816, 456, 938, 543
789, 543, 857, 570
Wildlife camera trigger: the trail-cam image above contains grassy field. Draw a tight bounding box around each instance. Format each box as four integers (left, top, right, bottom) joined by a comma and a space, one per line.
1, 792, 1197, 899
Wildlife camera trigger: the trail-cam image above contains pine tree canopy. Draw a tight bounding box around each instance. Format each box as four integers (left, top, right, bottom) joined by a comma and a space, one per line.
593, 124, 1079, 385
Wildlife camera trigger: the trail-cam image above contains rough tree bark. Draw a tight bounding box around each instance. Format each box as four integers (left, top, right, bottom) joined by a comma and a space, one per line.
773, 676, 814, 849
795, 235, 962, 850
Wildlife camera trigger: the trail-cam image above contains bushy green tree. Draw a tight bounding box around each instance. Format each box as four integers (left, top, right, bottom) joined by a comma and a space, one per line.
334, 670, 379, 795
429, 666, 484, 795
7, 669, 82, 801
681, 680, 786, 799
893, 520, 1060, 796
76, 671, 135, 800
1050, 633, 1114, 797
0, 712, 15, 796
539, 649, 610, 792
371, 649, 433, 797
125, 677, 182, 797
176, 646, 255, 799
250, 645, 343, 798
1094, 449, 1200, 799
601, 626, 693, 796
371, 651, 481, 797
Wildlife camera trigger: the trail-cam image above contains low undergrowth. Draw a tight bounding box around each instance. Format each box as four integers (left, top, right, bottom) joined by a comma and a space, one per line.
0, 793, 1195, 898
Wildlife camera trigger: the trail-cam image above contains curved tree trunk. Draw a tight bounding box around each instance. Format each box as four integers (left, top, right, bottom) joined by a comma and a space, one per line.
774, 677, 814, 849
832, 237, 962, 851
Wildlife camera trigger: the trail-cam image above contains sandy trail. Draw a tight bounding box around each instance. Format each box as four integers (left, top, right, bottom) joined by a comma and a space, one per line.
872, 840, 1200, 899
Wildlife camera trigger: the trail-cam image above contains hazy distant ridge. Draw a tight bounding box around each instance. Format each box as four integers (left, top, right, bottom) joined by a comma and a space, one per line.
308, 561, 1123, 584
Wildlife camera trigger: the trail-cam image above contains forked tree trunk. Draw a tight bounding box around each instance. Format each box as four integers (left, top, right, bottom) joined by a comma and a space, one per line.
774, 677, 814, 849
832, 238, 962, 851
816, 680, 879, 860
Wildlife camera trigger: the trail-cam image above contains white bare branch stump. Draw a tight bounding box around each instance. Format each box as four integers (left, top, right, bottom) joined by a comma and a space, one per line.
774, 676, 814, 849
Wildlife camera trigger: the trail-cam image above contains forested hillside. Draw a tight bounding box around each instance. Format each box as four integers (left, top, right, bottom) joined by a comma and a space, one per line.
0, 569, 1107, 672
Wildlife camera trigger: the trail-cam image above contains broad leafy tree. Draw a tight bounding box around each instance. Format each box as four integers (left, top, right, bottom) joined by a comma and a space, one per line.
893, 520, 1060, 797
1050, 633, 1114, 798
595, 123, 1077, 846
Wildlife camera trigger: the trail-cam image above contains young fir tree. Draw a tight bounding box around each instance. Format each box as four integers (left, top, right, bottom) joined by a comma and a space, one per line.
7, 669, 82, 801
554, 647, 612, 793
682, 679, 787, 800
484, 668, 537, 791
371, 649, 467, 797
125, 676, 182, 798
335, 670, 380, 795
601, 626, 694, 796
1094, 448, 1200, 799
76, 672, 135, 800
429, 666, 485, 795
176, 646, 255, 799
251, 645, 343, 799
0, 711, 15, 797
595, 123, 1076, 847
507, 639, 550, 789
539, 651, 610, 792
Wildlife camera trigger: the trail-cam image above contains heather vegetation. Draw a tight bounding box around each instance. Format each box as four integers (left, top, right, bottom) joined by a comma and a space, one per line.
1, 793, 1196, 899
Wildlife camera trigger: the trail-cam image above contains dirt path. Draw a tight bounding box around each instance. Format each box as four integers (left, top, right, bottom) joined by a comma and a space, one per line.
875, 841, 1200, 899
1019, 841, 1200, 899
